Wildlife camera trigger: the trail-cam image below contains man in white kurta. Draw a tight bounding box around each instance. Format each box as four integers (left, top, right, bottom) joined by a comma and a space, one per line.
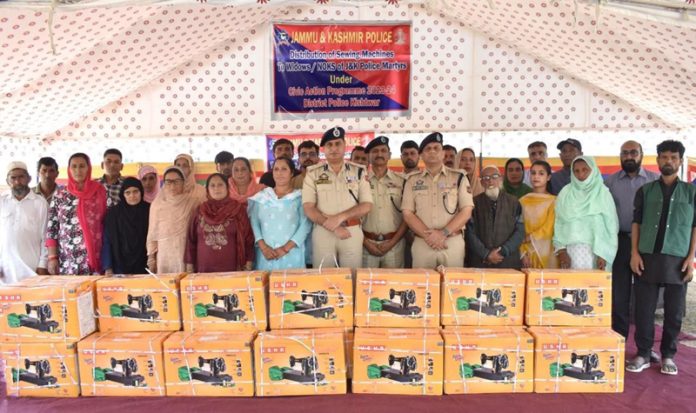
0, 161, 49, 284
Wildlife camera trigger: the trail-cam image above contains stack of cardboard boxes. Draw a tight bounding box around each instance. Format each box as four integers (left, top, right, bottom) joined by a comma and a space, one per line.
524, 269, 624, 393
259, 268, 349, 396
166, 271, 266, 397
75, 273, 185, 396
352, 269, 443, 395
0, 276, 101, 397
0, 266, 624, 398
440, 268, 533, 394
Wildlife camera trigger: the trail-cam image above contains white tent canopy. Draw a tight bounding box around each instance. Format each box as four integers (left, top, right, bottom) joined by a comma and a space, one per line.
0, 0, 694, 165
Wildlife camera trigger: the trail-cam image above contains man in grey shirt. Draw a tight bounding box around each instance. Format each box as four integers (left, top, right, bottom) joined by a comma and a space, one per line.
550, 138, 582, 195
604, 140, 659, 342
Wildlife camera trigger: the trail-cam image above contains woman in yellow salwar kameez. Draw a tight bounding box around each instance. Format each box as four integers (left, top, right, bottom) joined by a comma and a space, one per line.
520, 161, 558, 268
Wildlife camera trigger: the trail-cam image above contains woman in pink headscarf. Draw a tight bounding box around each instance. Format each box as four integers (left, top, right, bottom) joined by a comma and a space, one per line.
137, 165, 160, 203
147, 166, 203, 273
228, 157, 265, 203
46, 153, 107, 275
174, 153, 207, 203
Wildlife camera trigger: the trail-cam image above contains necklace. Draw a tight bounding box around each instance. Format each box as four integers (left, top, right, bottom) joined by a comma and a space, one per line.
274, 186, 292, 198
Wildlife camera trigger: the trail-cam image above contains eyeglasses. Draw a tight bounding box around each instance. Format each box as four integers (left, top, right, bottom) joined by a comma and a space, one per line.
480, 174, 501, 182
163, 179, 184, 186
621, 150, 641, 157
299, 152, 318, 158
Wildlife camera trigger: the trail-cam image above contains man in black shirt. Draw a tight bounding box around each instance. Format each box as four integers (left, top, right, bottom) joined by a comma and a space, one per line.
627, 140, 695, 376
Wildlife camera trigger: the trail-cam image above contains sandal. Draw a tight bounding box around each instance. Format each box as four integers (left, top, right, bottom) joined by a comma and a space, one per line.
626, 356, 650, 373
650, 350, 660, 364
627, 350, 660, 365
661, 358, 678, 376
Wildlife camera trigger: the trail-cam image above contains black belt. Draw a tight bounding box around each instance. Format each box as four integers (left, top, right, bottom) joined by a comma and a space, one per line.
619, 232, 631, 237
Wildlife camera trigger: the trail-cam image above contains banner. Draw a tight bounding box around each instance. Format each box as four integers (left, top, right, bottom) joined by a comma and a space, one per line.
266, 132, 374, 169
689, 157, 696, 184
272, 22, 411, 119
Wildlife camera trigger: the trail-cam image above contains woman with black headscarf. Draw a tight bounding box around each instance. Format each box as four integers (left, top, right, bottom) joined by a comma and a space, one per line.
102, 177, 150, 275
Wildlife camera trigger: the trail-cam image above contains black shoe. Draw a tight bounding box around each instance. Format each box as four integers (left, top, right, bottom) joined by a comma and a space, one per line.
650, 350, 660, 364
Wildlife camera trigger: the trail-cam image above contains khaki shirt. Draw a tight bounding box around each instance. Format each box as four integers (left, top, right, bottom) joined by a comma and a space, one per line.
292, 172, 306, 190
362, 169, 405, 234
402, 165, 474, 229
302, 161, 373, 215
32, 184, 63, 205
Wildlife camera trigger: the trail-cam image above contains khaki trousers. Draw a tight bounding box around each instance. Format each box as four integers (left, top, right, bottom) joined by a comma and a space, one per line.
312, 225, 364, 269
411, 235, 465, 269
362, 238, 405, 268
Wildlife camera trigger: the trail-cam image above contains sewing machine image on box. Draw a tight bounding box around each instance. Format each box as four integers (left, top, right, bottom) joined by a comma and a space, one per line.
94, 357, 147, 387
543, 289, 594, 316
195, 293, 246, 321
550, 353, 605, 382
7, 304, 60, 333
456, 288, 507, 317
11, 359, 58, 387
369, 289, 422, 316
368, 355, 424, 384
178, 356, 234, 387
283, 290, 336, 319
269, 355, 326, 384
460, 353, 515, 382
109, 294, 160, 321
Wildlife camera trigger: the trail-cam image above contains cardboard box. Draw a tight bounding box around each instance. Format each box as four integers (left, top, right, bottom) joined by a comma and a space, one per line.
0, 342, 80, 397
288, 327, 353, 379
354, 269, 440, 328
163, 331, 255, 396
96, 273, 184, 332
440, 268, 525, 326
268, 268, 353, 330
345, 328, 354, 379
529, 327, 624, 393
524, 269, 611, 326
78, 331, 170, 396
0, 276, 101, 343
352, 328, 443, 396
442, 327, 534, 394
180, 271, 267, 332
254, 329, 346, 396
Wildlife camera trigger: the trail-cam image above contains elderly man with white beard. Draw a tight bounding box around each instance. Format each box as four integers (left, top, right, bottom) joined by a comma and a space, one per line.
0, 161, 49, 284
466, 164, 525, 269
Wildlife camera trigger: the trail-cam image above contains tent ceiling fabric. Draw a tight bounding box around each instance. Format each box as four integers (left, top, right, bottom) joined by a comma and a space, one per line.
439, 0, 696, 130
0, 0, 693, 141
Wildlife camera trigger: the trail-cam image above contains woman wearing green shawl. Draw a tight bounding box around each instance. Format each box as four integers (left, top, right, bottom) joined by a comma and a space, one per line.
554, 156, 619, 270
504, 158, 533, 199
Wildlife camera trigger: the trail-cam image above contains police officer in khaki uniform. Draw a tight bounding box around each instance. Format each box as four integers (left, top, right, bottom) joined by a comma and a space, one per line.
399, 140, 421, 268
362, 136, 408, 268
303, 127, 373, 268
402, 132, 474, 268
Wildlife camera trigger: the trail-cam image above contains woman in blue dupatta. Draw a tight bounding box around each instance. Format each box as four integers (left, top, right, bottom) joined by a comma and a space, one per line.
248, 157, 311, 270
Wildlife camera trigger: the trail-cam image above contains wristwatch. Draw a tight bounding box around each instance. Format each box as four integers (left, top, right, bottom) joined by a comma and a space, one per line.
442, 228, 451, 237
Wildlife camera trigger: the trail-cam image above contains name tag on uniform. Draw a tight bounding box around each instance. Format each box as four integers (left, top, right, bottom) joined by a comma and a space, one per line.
413, 179, 428, 191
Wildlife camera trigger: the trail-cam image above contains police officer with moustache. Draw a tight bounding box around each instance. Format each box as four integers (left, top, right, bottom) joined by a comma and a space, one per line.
302, 127, 373, 268
400, 140, 421, 267
402, 133, 474, 268
362, 136, 408, 268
